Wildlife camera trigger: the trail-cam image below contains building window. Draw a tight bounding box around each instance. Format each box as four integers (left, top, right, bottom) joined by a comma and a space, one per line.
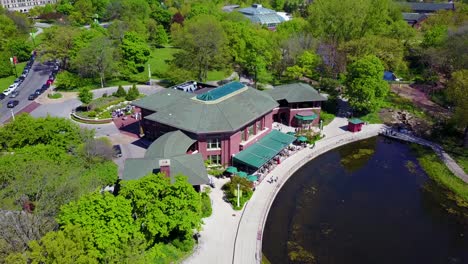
256, 121, 262, 133
248, 125, 255, 138
208, 154, 221, 165
207, 138, 221, 150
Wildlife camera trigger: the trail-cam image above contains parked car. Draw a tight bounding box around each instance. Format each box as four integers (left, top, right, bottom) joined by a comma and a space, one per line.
8, 83, 18, 90
28, 93, 37, 100
113, 145, 123, 158
3, 89, 13, 96
0, 93, 5, 100
46, 79, 54, 85
34, 89, 42, 95
10, 90, 19, 98
7, 100, 19, 108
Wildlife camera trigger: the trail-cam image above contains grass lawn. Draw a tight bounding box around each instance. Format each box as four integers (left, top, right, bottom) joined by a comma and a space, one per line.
135, 47, 230, 82
0, 62, 27, 91
412, 144, 468, 208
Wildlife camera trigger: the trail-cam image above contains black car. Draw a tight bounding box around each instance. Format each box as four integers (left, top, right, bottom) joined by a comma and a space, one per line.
28, 93, 38, 100
112, 145, 122, 158
7, 100, 19, 108
0, 93, 5, 100
34, 89, 42, 95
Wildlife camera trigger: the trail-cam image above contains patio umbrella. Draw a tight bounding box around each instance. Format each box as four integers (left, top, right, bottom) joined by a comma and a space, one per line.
297, 136, 308, 142
247, 175, 258, 182
225, 166, 238, 174
237, 171, 248, 178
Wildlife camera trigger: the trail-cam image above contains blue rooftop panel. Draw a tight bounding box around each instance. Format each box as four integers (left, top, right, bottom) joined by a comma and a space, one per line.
196, 82, 245, 101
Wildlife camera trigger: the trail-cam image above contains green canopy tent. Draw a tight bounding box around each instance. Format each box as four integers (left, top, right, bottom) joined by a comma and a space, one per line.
297, 136, 308, 142
247, 175, 258, 182
225, 166, 238, 174
237, 171, 248, 178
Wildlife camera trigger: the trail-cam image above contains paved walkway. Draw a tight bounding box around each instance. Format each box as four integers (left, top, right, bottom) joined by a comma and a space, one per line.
381, 129, 468, 183
185, 117, 467, 264
184, 118, 383, 264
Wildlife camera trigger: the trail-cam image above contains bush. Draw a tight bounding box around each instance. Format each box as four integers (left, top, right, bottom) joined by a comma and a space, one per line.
201, 192, 212, 218
55, 71, 91, 91
114, 85, 127, 98
126, 84, 140, 101
47, 92, 63, 99
87, 111, 96, 118
222, 176, 253, 210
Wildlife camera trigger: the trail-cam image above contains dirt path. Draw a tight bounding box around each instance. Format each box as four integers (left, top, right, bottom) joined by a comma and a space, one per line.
391, 84, 451, 119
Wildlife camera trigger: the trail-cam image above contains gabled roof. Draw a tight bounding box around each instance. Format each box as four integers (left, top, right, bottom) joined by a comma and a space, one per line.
145, 130, 196, 158
123, 130, 209, 186
402, 12, 428, 23
266, 83, 327, 104
123, 154, 208, 185
401, 2, 454, 13
134, 82, 278, 134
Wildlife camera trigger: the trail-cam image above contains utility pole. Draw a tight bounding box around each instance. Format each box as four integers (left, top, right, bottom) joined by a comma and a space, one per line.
148, 64, 152, 84
237, 183, 240, 208
10, 109, 15, 121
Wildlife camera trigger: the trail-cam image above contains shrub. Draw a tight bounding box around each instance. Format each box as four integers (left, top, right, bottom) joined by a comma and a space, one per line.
114, 85, 127, 98
201, 192, 212, 218
126, 84, 140, 101
47, 92, 63, 99
222, 176, 253, 210
87, 111, 96, 118
102, 92, 108, 98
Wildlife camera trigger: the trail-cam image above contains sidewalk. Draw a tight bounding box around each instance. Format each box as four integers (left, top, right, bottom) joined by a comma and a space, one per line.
184, 118, 383, 264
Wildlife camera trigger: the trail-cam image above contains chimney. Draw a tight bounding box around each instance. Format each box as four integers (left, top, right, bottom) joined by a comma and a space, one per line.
159, 159, 171, 178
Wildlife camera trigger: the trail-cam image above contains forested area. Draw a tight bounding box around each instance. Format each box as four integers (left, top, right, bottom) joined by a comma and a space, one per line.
0, 115, 205, 263
0, 0, 467, 262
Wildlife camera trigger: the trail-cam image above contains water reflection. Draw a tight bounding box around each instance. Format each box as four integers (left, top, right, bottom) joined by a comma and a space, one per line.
263, 137, 468, 264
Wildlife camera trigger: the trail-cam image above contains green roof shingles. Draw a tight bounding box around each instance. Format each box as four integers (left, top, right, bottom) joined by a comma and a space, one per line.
145, 130, 196, 158
134, 83, 279, 134
266, 83, 327, 103
123, 131, 209, 186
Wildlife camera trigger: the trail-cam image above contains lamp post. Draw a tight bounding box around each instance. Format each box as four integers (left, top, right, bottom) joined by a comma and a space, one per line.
10, 109, 15, 121
29, 31, 36, 49
148, 64, 152, 84
237, 183, 240, 208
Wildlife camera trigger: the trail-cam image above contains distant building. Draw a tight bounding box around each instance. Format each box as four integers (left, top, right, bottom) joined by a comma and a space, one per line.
402, 13, 428, 28
401, 2, 455, 14
238, 4, 286, 29
0, 0, 57, 13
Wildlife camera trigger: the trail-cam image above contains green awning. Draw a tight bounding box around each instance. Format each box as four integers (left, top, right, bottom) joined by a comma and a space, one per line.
232, 130, 296, 169
225, 166, 238, 174
247, 175, 258, 182
297, 136, 308, 142
237, 171, 248, 177
295, 113, 318, 121
348, 118, 364, 124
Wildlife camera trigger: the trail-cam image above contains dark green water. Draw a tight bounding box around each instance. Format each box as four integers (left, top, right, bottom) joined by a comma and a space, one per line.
263, 137, 468, 264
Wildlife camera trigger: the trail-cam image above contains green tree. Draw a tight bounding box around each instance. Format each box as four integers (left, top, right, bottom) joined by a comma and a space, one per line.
345, 55, 389, 113
5, 38, 32, 62
58, 193, 137, 259
119, 173, 202, 243
447, 70, 468, 148
73, 36, 116, 88
115, 85, 127, 98
126, 84, 140, 101
78, 87, 93, 109
0, 114, 86, 150
285, 51, 321, 80
172, 15, 227, 81
120, 32, 151, 74
6, 225, 99, 264
222, 176, 253, 209
39, 26, 80, 70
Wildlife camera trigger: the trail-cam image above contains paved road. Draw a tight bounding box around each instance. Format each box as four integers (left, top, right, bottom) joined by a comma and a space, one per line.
0, 61, 54, 124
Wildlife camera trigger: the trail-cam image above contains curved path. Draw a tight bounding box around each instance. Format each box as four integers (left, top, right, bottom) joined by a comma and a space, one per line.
186, 118, 467, 264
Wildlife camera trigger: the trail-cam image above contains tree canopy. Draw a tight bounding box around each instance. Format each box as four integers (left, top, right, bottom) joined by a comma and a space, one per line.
345, 55, 389, 113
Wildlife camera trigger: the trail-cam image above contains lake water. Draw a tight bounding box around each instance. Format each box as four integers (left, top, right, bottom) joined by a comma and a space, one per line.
263, 137, 468, 264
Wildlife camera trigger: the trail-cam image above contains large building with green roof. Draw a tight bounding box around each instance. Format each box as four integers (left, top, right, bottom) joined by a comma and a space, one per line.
133, 81, 325, 167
